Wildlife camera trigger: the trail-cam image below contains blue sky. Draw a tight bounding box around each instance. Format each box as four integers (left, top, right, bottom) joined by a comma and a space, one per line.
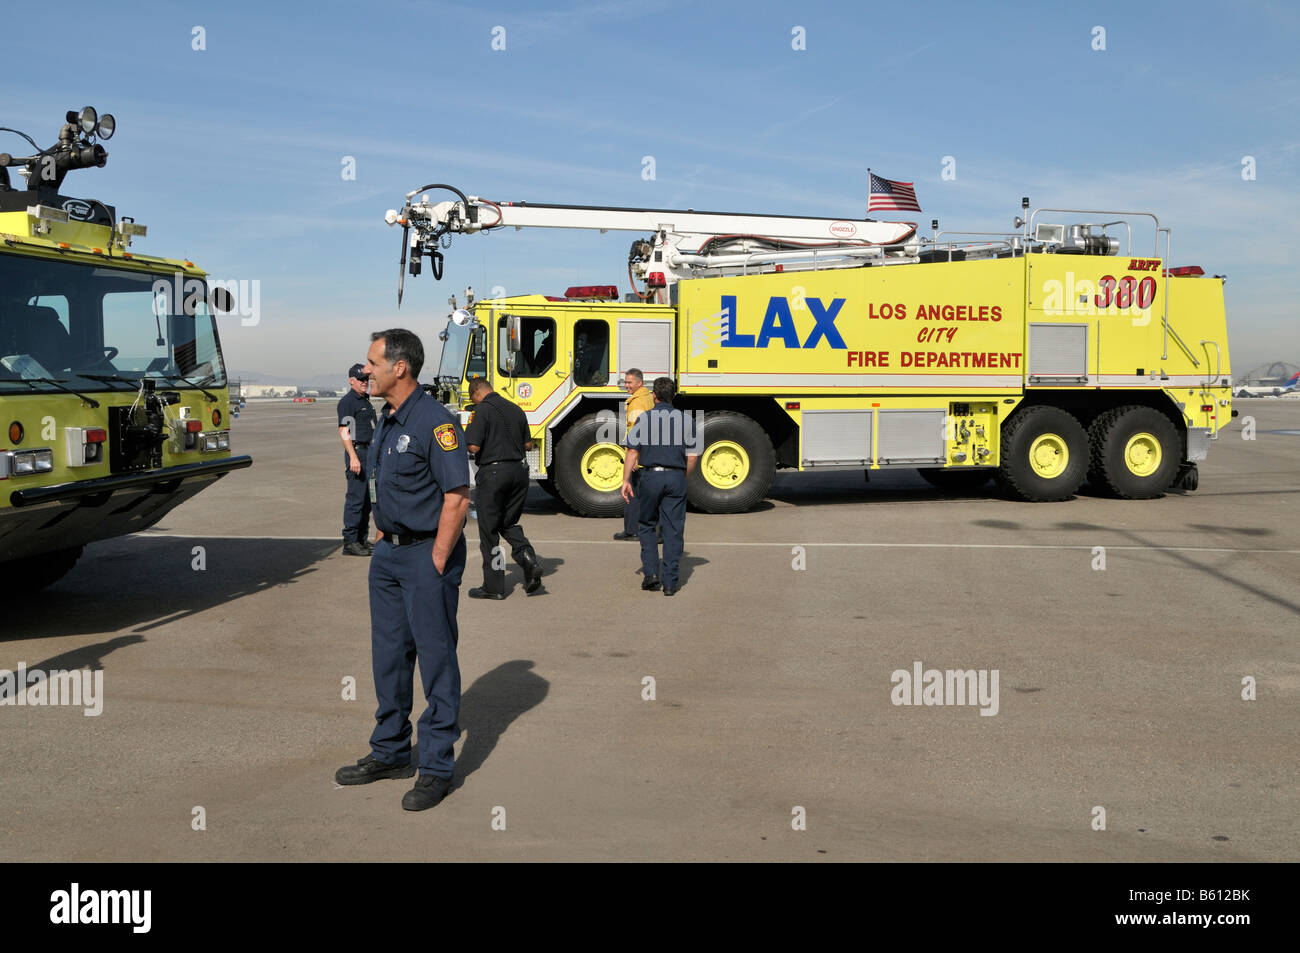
3, 0, 1297, 381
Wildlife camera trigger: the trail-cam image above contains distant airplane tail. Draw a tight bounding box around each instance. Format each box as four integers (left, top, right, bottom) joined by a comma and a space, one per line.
1285, 372, 1300, 391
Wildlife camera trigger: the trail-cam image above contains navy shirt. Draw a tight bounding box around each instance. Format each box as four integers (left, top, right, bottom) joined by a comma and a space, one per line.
367, 387, 471, 536
463, 392, 531, 466
337, 389, 377, 444
627, 401, 694, 469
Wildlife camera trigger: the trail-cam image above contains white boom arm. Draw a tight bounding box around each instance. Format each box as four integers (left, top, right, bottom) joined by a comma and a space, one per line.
385, 185, 919, 302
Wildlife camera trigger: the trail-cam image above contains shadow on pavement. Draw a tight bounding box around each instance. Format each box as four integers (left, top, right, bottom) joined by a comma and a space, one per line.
768, 469, 1004, 507
976, 517, 1300, 617
0, 634, 146, 701
17, 536, 338, 643
453, 659, 549, 783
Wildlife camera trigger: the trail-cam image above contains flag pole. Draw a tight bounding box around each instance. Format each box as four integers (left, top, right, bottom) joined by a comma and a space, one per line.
866, 167, 871, 219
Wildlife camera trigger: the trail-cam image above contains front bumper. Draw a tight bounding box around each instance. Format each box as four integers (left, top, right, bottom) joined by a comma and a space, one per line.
0, 455, 252, 561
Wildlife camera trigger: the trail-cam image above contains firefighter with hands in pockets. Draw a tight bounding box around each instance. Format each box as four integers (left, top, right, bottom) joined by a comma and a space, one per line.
334, 328, 470, 812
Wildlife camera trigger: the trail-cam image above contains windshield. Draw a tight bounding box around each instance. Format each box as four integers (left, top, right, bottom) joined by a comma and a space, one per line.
0, 252, 227, 393
436, 318, 473, 380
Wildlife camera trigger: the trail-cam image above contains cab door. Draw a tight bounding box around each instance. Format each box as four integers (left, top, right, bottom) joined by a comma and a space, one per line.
494, 308, 567, 420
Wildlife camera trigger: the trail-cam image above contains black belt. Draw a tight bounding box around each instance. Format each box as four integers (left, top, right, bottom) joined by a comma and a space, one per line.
353, 441, 370, 447
387, 532, 434, 546
642, 465, 683, 471
478, 459, 525, 467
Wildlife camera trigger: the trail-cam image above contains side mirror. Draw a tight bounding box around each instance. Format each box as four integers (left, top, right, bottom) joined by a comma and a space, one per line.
506, 314, 522, 354
209, 286, 235, 313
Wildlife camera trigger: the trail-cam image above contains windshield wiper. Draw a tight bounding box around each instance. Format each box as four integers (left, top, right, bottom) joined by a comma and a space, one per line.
151, 373, 219, 402
16, 377, 101, 408
78, 372, 141, 390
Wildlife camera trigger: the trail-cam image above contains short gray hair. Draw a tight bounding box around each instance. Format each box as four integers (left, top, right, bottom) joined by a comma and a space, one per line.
371, 328, 424, 378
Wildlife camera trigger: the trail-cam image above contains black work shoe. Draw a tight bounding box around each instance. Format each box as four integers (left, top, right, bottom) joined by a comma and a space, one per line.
641, 575, 661, 591
468, 587, 507, 600
342, 541, 371, 556
402, 774, 454, 811
335, 754, 415, 785
663, 586, 678, 596
612, 531, 637, 541
517, 550, 543, 594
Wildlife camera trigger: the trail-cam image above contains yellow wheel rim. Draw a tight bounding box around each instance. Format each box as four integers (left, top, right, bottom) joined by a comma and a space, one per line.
1028, 433, 1069, 479
701, 440, 749, 489
580, 443, 625, 492
1124, 432, 1162, 477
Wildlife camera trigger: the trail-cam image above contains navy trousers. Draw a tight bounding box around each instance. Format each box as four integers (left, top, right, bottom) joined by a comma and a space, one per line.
342, 457, 372, 543
637, 468, 686, 588
367, 534, 466, 778
622, 467, 640, 534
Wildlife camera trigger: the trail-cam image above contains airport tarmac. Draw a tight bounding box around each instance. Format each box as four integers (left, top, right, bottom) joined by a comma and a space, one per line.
3, 399, 1297, 862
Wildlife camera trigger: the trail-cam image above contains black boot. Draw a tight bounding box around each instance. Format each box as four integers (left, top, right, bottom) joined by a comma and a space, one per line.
517, 548, 542, 594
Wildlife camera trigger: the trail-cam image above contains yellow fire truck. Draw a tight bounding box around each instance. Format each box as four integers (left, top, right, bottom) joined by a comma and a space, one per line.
0, 108, 251, 588
386, 184, 1232, 517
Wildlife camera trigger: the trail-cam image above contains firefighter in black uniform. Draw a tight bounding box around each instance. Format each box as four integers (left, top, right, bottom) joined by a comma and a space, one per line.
464, 378, 542, 599
335, 329, 470, 812
621, 377, 699, 596
337, 363, 377, 556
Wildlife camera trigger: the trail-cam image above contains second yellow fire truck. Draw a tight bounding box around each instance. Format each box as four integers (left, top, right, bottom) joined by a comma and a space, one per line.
385, 184, 1233, 517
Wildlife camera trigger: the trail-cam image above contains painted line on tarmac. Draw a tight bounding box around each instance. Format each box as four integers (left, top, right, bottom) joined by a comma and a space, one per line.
543, 540, 1300, 554
133, 532, 1300, 555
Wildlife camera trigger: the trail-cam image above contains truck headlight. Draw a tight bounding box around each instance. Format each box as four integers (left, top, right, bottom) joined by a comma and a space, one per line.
10, 449, 54, 474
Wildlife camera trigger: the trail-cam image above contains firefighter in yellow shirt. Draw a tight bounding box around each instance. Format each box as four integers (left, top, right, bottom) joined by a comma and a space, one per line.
614, 368, 657, 540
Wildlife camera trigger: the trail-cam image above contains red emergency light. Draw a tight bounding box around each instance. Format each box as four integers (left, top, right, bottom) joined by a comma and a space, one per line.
646, 272, 667, 288
564, 285, 618, 300
84, 428, 107, 443
185, 420, 203, 433
1163, 265, 1205, 277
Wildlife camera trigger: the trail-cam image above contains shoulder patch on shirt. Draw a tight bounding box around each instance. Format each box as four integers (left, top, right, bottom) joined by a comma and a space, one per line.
434, 422, 459, 451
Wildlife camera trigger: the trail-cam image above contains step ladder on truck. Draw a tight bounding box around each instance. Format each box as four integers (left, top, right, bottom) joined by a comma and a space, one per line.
384, 182, 1234, 517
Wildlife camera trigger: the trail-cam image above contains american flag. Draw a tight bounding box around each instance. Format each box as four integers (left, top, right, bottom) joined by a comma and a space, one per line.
867, 172, 921, 213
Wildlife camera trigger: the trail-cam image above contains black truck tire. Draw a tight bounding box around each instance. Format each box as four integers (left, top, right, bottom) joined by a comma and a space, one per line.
998, 405, 1089, 502
553, 413, 627, 517
1088, 405, 1182, 499
686, 411, 776, 514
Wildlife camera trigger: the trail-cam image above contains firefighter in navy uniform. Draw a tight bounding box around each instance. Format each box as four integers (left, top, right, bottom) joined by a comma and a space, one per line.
335, 329, 471, 812
464, 378, 542, 599
337, 363, 377, 556
621, 377, 699, 596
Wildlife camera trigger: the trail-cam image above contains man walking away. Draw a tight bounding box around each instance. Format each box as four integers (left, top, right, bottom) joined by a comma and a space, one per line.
464, 378, 542, 599
621, 377, 699, 596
